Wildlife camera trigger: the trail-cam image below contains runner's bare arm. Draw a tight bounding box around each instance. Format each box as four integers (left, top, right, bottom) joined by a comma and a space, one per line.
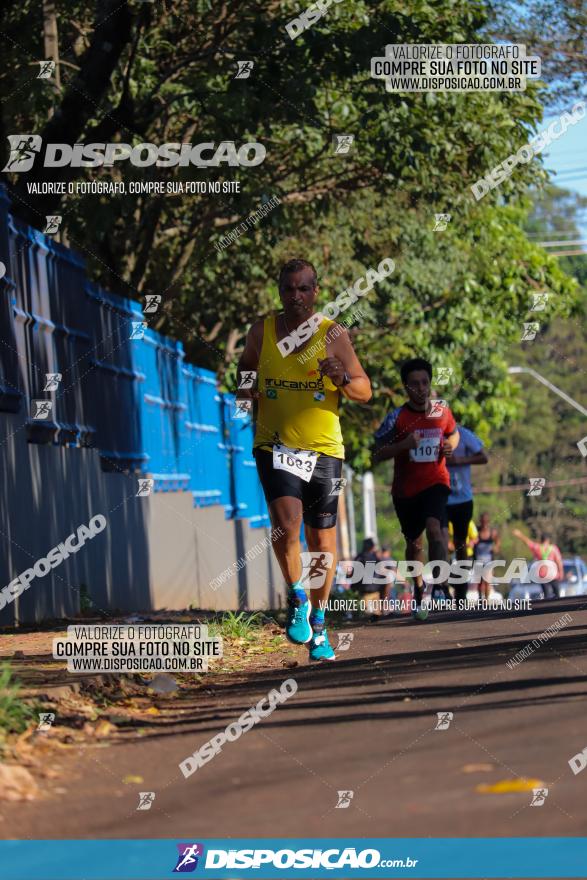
512, 529, 532, 548
236, 320, 264, 399
372, 432, 419, 464
442, 428, 460, 457
450, 448, 488, 466
321, 324, 372, 402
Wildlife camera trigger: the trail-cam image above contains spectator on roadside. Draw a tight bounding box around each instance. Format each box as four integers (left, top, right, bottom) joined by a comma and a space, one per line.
376, 544, 396, 605
355, 538, 378, 588
513, 528, 564, 599
474, 512, 500, 602
355, 537, 380, 616
355, 537, 378, 573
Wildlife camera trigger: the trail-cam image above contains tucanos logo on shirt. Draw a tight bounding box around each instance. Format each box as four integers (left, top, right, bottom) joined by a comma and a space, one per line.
265, 377, 325, 391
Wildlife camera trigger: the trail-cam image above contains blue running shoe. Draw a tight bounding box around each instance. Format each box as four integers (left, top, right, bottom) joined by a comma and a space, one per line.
286, 594, 312, 644
309, 629, 336, 661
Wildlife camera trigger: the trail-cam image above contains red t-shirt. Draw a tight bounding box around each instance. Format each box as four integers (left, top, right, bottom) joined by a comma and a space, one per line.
374, 402, 457, 498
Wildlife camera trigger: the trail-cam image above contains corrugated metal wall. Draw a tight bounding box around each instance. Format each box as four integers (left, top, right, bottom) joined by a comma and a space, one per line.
0, 186, 281, 623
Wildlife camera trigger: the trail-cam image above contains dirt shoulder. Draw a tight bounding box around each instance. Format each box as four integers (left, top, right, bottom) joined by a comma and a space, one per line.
0, 611, 307, 801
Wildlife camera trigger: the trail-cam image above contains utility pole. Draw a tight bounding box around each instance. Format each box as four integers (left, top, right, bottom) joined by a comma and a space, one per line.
336, 481, 350, 561
362, 471, 379, 545
344, 465, 357, 558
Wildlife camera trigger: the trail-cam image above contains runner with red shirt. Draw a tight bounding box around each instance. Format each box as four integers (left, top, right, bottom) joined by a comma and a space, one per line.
372, 357, 460, 620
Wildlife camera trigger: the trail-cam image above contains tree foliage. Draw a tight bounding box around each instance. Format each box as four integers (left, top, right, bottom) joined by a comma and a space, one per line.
488, 0, 587, 109
0, 0, 581, 470
474, 185, 587, 557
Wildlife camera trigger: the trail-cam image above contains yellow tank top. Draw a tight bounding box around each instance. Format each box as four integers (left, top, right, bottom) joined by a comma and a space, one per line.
254, 315, 344, 458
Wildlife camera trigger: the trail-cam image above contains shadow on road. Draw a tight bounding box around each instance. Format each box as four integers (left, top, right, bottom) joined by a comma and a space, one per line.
73, 600, 587, 742
5, 600, 586, 744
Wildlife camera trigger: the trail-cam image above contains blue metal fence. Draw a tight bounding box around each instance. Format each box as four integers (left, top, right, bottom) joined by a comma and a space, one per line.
0, 186, 268, 526
182, 363, 230, 512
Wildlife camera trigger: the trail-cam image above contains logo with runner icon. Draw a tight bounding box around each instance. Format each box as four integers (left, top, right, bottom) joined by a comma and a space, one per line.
300, 551, 334, 589
234, 399, 252, 419
335, 789, 354, 808
238, 370, 257, 390
530, 787, 548, 806
136, 791, 156, 811
173, 843, 204, 872
428, 399, 448, 418
527, 477, 546, 497
435, 711, 454, 730
336, 632, 354, 652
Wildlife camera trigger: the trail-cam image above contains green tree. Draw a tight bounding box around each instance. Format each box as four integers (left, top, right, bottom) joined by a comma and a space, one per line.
466, 184, 587, 558
489, 0, 587, 108
0, 0, 581, 470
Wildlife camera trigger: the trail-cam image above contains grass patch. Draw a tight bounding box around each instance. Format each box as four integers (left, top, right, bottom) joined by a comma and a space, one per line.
205, 612, 291, 671
208, 610, 267, 641
0, 664, 35, 749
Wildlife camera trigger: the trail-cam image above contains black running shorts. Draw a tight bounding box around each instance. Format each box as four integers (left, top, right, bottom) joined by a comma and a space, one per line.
393, 484, 450, 541
444, 499, 474, 537
253, 447, 343, 529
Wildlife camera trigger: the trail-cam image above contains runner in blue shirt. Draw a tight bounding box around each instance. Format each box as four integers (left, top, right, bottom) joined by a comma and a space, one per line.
444, 425, 488, 607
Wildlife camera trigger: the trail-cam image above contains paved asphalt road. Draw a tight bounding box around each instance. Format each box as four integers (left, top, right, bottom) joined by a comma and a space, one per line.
3, 599, 587, 841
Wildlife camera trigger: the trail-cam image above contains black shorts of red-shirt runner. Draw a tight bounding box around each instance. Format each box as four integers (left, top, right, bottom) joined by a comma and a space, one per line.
253, 448, 343, 529
393, 484, 450, 541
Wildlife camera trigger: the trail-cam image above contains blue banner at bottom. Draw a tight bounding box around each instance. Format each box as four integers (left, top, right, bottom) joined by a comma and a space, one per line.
0, 838, 585, 879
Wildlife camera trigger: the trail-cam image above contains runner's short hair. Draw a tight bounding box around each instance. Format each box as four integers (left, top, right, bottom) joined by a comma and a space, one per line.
278, 259, 318, 288
540, 532, 551, 542
400, 357, 432, 385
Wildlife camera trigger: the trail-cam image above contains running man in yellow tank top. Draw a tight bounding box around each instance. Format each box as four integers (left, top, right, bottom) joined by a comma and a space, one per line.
237, 259, 371, 661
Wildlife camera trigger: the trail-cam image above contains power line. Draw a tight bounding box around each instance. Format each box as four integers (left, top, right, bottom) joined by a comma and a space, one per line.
548, 249, 587, 256
475, 476, 587, 494
526, 232, 583, 239
551, 176, 587, 184
553, 166, 587, 176
537, 239, 587, 246
373, 476, 587, 497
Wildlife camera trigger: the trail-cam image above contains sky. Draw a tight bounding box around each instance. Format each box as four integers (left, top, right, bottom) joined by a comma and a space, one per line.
542, 108, 587, 199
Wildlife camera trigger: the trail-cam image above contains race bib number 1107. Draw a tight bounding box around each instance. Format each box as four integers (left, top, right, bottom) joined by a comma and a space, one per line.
273, 445, 318, 482
409, 429, 442, 463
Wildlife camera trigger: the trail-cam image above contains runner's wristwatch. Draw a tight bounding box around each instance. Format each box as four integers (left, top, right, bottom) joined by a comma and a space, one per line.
340, 371, 351, 387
